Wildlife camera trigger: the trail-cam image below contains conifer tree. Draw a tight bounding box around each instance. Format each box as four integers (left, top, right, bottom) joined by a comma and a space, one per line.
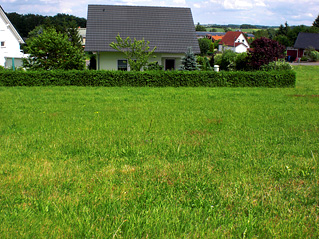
179, 47, 199, 71
313, 14, 319, 28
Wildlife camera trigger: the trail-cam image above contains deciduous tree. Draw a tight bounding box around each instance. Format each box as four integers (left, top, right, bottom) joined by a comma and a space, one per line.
198, 38, 212, 56
23, 28, 85, 70
109, 34, 156, 71
195, 23, 206, 31
249, 37, 285, 69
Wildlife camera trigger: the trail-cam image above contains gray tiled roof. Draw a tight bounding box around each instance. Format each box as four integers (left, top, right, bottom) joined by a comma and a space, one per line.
294, 32, 319, 50
85, 5, 200, 54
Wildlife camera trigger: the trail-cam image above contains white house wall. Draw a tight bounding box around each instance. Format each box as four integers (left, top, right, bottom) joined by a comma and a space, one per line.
0, 9, 24, 67
236, 34, 249, 48
235, 44, 248, 53
97, 52, 184, 70
218, 33, 249, 53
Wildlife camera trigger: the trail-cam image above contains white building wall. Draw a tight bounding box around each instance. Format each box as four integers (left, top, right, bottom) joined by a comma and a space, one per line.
235, 44, 249, 53
218, 33, 249, 53
0, 9, 24, 67
97, 52, 184, 71
235, 34, 249, 48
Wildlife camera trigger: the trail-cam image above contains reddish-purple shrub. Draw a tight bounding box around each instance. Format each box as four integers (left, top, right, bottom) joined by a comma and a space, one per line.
249, 37, 285, 69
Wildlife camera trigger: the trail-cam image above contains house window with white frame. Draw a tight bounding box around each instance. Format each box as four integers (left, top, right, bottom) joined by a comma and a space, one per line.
118, 60, 127, 71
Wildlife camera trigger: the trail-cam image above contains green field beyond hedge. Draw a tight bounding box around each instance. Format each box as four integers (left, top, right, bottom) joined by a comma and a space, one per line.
0, 66, 318, 237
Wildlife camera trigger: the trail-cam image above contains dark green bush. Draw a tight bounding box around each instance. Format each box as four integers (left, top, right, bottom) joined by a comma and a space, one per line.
215, 50, 237, 71
0, 70, 296, 88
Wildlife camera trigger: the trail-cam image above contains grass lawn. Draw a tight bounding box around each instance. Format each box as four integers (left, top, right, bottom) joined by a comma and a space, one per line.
0, 66, 318, 238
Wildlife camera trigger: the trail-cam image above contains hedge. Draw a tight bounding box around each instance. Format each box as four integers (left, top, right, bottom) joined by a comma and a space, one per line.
0, 70, 296, 87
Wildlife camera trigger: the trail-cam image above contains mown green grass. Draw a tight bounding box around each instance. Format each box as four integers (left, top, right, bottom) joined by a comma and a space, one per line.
0, 66, 318, 238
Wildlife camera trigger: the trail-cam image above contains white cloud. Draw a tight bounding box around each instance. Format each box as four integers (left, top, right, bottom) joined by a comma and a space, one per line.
1, 0, 17, 2
173, 0, 186, 4
223, 0, 253, 10
254, 0, 266, 7
1, 0, 319, 26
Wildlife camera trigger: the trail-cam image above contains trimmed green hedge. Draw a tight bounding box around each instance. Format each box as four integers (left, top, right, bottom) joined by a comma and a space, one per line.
0, 70, 296, 87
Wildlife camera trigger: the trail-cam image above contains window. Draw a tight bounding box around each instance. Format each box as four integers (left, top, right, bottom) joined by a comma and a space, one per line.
118, 60, 127, 71
0, 41, 5, 47
165, 59, 175, 71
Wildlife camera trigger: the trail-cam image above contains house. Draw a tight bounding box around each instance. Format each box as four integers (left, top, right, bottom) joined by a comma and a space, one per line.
218, 31, 250, 53
85, 5, 200, 70
0, 6, 26, 68
78, 28, 86, 47
291, 32, 319, 60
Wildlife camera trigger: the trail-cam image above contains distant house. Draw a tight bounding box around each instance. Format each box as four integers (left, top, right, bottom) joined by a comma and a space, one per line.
218, 31, 250, 53
0, 6, 26, 68
78, 28, 86, 47
85, 5, 200, 70
291, 32, 319, 59
196, 31, 225, 41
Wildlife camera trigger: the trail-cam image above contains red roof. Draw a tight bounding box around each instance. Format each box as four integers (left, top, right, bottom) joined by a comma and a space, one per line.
219, 31, 246, 47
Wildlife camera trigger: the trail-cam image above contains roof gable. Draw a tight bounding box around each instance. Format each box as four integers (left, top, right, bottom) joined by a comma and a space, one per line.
219, 31, 245, 46
85, 5, 200, 54
0, 6, 24, 43
294, 32, 319, 50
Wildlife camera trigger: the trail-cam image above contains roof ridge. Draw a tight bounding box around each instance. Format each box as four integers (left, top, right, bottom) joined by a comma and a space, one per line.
0, 5, 24, 43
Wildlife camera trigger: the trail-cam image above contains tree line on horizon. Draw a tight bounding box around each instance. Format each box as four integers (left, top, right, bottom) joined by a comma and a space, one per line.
196, 14, 319, 48
6, 12, 86, 39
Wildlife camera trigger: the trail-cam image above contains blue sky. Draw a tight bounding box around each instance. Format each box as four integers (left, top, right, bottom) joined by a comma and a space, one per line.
1, 0, 318, 26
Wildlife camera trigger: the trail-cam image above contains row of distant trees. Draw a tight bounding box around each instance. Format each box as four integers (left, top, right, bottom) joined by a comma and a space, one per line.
254, 20, 319, 47
5, 12, 87, 70
196, 23, 262, 31
196, 14, 319, 48
6, 12, 86, 39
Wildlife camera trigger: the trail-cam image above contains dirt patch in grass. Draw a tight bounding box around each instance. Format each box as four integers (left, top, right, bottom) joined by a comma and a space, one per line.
289, 94, 319, 98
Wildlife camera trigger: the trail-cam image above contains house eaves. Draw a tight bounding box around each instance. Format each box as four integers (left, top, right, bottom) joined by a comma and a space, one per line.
0, 6, 24, 44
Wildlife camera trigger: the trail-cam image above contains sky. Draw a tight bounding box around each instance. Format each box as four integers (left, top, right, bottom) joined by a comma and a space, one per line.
1, 0, 318, 26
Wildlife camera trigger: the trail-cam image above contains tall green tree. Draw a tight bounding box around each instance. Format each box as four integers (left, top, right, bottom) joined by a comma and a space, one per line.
109, 34, 156, 71
198, 38, 212, 56
23, 28, 85, 70
195, 23, 206, 31
7, 12, 86, 39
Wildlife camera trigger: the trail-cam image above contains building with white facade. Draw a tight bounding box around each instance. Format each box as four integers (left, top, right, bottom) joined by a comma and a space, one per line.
0, 6, 26, 68
218, 31, 250, 53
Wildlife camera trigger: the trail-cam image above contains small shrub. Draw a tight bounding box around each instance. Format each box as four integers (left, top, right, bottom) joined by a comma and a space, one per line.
300, 56, 308, 61
218, 50, 237, 71
196, 56, 212, 71
260, 59, 293, 71
198, 38, 212, 56
304, 47, 319, 62
144, 62, 164, 71
235, 52, 250, 71
179, 47, 199, 71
